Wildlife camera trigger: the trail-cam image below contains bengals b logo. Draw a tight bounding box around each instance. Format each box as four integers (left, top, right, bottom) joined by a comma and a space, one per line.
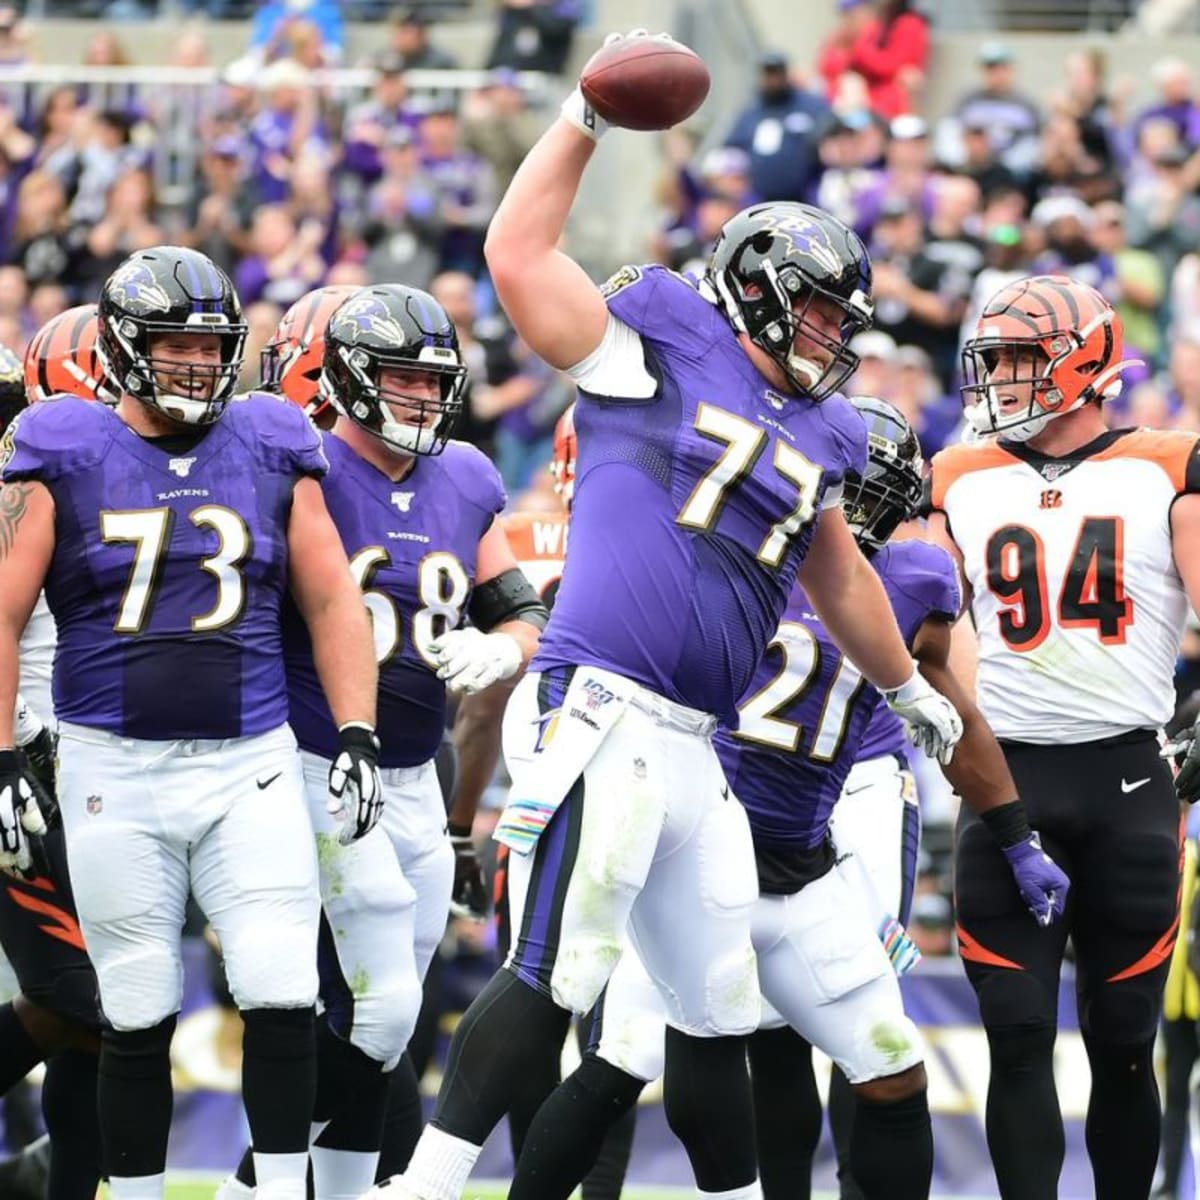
1039, 489, 1063, 510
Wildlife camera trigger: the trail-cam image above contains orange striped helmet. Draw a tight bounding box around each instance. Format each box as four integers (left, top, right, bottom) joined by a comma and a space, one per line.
260, 285, 360, 424
24, 304, 118, 405
961, 274, 1141, 442
551, 403, 577, 508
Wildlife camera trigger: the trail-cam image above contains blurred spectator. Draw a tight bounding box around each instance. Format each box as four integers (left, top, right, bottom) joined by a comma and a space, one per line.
1134, 57, 1200, 151
960, 117, 1019, 200
186, 136, 255, 274
951, 41, 1042, 177
1088, 199, 1165, 365
249, 0, 344, 66
82, 30, 131, 66
362, 127, 442, 289
1025, 113, 1104, 207
813, 111, 887, 236
0, 266, 27, 328
894, 342, 962, 453
342, 55, 419, 189
725, 52, 830, 204
661, 189, 742, 276
169, 27, 211, 69
817, 0, 929, 121
234, 204, 327, 307
1169, 337, 1200, 431
241, 300, 285, 391
6, 170, 72, 289
1048, 49, 1123, 171
27, 283, 68, 331
870, 196, 972, 386
1029, 194, 1108, 286
247, 59, 328, 206
1120, 379, 1173, 431
418, 107, 496, 275
486, 0, 579, 77
1125, 142, 1200, 286
75, 167, 162, 292
461, 70, 540, 198
289, 153, 339, 265
382, 7, 458, 72
959, 222, 1035, 350
69, 110, 139, 226
0, 8, 30, 68
33, 87, 83, 184
847, 329, 898, 401
858, 113, 936, 229
1169, 252, 1200, 345
909, 889, 954, 957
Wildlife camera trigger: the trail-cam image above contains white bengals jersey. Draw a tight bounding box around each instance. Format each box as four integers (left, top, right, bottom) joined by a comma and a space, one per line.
930, 428, 1200, 743
501, 510, 568, 609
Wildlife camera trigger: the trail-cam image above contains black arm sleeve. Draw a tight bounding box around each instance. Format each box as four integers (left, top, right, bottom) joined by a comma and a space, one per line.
468, 567, 549, 633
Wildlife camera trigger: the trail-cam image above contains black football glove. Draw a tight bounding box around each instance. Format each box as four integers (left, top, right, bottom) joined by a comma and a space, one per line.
1165, 717, 1200, 803
327, 723, 384, 845
447, 823, 488, 921
18, 727, 60, 829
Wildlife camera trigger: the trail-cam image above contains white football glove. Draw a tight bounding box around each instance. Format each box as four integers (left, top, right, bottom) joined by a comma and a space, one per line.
560, 29, 676, 141
882, 666, 964, 765
0, 748, 48, 876
428, 628, 522, 696
326, 723, 384, 846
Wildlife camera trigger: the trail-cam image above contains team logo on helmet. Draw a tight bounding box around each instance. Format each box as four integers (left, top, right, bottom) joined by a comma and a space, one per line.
336, 296, 410, 347
758, 211, 843, 278
106, 263, 172, 316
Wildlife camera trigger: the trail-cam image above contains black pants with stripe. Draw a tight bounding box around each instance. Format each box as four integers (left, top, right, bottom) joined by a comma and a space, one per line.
955, 731, 1181, 1200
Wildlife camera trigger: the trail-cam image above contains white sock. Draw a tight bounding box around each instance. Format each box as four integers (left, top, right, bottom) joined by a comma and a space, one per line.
108, 1174, 166, 1200
400, 1126, 482, 1200
311, 1145, 380, 1200
254, 1151, 309, 1200
697, 1183, 763, 1200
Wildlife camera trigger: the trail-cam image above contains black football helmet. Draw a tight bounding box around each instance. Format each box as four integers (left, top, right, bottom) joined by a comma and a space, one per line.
707, 202, 874, 401
96, 246, 247, 425
320, 284, 467, 456
842, 395, 924, 554
0, 344, 24, 435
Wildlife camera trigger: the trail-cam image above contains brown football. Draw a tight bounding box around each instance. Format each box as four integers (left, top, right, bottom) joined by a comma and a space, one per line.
580, 35, 711, 132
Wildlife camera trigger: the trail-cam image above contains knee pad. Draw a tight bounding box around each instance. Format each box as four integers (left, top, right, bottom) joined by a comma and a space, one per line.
224, 922, 319, 1010
96, 944, 181, 1032
552, 936, 623, 1016
849, 1012, 924, 1084
241, 1006, 315, 1059
973, 966, 1056, 1032
697, 943, 760, 1037
1080, 984, 1161, 1046
100, 1014, 176, 1077
348, 974, 423, 1068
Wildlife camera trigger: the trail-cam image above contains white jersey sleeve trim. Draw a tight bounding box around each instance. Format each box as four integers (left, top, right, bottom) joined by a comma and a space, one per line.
564, 314, 658, 400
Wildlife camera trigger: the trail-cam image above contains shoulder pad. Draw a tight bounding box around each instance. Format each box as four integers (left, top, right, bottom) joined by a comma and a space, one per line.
0, 396, 108, 482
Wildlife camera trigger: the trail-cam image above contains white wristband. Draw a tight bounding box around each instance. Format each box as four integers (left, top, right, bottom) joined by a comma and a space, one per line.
560, 85, 609, 142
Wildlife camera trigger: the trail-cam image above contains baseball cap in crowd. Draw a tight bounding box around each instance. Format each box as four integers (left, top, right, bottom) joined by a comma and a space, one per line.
911, 892, 953, 929
889, 114, 927, 141
850, 330, 898, 362
896, 344, 932, 372
878, 194, 917, 220
759, 50, 789, 72
209, 134, 242, 158
1154, 142, 1191, 168
978, 40, 1013, 67
376, 50, 407, 76
220, 55, 259, 88
1030, 194, 1093, 228
700, 146, 751, 180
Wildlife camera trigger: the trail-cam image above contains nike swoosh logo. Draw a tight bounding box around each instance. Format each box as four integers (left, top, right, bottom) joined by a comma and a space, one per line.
1121, 777, 1150, 794
256, 772, 283, 791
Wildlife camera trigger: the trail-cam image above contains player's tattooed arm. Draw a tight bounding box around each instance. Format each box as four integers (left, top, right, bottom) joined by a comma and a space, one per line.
0, 480, 55, 747
0, 482, 30, 560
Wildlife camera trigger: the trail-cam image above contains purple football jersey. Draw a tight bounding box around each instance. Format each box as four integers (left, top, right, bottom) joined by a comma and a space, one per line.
1, 392, 327, 739
285, 435, 506, 768
716, 537, 960, 850
532, 265, 868, 723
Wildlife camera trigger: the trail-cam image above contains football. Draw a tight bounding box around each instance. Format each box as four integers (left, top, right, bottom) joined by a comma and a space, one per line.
580, 34, 711, 132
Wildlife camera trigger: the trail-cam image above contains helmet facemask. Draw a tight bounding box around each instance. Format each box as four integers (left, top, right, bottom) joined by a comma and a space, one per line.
101, 314, 246, 426
324, 342, 466, 456
714, 257, 871, 400
843, 435, 924, 553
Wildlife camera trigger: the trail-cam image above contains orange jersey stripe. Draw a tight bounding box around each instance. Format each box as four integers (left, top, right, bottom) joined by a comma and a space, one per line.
1089, 429, 1200, 494
6, 886, 87, 951
956, 925, 1024, 970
